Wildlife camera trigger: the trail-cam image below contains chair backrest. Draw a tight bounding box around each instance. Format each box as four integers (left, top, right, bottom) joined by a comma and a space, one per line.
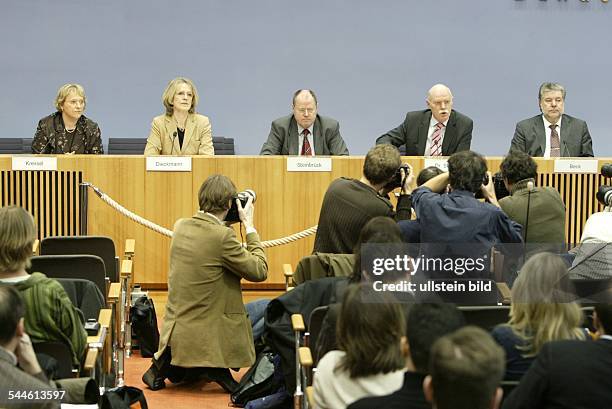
22, 138, 33, 153
41, 236, 118, 282
33, 341, 75, 378
308, 305, 329, 360
30, 254, 107, 297
107, 138, 147, 155
458, 305, 511, 331
56, 277, 106, 321
0, 138, 26, 154
212, 136, 235, 155
294, 253, 355, 284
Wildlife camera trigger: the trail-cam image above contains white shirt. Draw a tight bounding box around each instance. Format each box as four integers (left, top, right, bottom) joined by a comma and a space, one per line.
424, 116, 449, 156
297, 124, 315, 156
542, 115, 563, 158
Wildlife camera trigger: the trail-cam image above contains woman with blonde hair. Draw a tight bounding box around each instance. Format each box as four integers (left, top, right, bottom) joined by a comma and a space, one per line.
32, 83, 103, 154
144, 77, 214, 155
492, 252, 585, 380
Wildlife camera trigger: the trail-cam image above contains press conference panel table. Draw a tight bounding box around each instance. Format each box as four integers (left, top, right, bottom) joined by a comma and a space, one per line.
0, 155, 607, 288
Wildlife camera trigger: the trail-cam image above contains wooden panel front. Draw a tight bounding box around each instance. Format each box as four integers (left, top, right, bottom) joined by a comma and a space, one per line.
0, 155, 609, 286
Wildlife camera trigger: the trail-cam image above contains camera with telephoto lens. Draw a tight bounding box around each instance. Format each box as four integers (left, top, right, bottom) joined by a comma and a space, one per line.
384, 164, 411, 191
597, 186, 612, 207
225, 189, 256, 223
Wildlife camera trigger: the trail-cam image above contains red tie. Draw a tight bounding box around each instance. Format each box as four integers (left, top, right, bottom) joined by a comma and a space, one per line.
301, 129, 312, 156
550, 124, 560, 158
430, 123, 444, 156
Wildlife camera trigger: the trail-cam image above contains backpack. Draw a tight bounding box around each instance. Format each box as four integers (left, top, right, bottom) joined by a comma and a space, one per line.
130, 296, 160, 357
100, 386, 148, 409
230, 352, 284, 407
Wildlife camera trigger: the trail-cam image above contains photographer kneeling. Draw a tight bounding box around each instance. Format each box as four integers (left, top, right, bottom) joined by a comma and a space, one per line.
143, 175, 268, 393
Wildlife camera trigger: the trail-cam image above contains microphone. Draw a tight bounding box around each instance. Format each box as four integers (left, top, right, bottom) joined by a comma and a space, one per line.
170, 131, 177, 156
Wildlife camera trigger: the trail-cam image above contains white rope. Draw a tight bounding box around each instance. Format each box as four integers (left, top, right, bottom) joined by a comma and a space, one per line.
83, 183, 317, 247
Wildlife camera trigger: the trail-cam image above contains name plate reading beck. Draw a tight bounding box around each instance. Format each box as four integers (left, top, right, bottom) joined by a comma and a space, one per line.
287, 157, 332, 172
553, 159, 598, 174
146, 156, 192, 172
12, 156, 57, 171
423, 158, 449, 172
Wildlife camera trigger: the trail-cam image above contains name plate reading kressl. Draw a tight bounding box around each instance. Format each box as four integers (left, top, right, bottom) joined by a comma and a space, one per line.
146, 156, 192, 172
553, 159, 598, 174
12, 156, 57, 171
424, 158, 449, 172
287, 157, 332, 172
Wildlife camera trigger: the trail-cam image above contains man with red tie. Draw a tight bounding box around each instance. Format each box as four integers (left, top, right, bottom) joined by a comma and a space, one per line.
377, 84, 473, 156
260, 89, 349, 156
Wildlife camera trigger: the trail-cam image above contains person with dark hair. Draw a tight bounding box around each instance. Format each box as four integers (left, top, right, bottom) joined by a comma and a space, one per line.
142, 174, 268, 393
377, 84, 473, 155
349, 303, 465, 409
503, 303, 612, 409
510, 82, 593, 157
416, 166, 444, 187
498, 150, 565, 244
260, 89, 349, 155
313, 144, 414, 254
313, 284, 407, 409
424, 326, 505, 409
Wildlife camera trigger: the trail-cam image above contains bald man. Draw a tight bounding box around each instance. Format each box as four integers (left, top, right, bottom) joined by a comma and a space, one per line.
377, 84, 473, 156
260, 89, 349, 156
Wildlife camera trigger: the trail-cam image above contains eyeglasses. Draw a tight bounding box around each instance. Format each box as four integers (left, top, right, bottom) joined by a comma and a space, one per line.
295, 108, 316, 115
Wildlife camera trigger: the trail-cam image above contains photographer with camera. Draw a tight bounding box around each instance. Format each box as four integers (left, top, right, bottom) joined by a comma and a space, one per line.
313, 144, 414, 254
498, 150, 566, 244
143, 174, 268, 393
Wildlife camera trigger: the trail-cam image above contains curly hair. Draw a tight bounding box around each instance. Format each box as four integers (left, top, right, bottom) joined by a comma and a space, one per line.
500, 150, 537, 185
447, 150, 487, 193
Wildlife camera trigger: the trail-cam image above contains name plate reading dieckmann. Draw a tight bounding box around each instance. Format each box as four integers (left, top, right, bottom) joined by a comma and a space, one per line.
553, 159, 598, 174
424, 158, 449, 172
146, 156, 192, 172
287, 157, 332, 172
12, 156, 57, 171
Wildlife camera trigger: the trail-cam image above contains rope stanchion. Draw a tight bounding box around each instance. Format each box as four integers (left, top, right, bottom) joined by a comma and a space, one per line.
82, 182, 317, 247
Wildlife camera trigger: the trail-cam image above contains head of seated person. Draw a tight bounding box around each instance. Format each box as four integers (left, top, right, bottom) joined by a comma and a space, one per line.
0, 206, 36, 276
500, 150, 537, 192
424, 326, 505, 409
447, 150, 488, 194
0, 285, 27, 352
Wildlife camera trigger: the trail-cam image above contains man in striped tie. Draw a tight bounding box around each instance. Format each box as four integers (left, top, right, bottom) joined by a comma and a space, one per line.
377, 84, 473, 156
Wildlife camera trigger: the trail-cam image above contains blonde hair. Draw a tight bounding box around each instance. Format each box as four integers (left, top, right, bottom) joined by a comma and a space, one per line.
508, 252, 584, 357
162, 77, 199, 116
54, 83, 86, 112
0, 206, 36, 273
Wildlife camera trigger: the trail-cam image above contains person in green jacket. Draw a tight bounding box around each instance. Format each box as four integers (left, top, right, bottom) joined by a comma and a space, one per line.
0, 206, 86, 367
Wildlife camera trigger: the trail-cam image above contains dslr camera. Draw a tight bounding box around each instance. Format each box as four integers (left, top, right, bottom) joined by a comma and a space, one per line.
597, 164, 612, 207
225, 189, 256, 223
384, 163, 411, 191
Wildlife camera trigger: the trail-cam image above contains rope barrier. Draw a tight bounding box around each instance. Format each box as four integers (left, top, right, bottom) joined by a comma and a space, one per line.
82, 182, 317, 247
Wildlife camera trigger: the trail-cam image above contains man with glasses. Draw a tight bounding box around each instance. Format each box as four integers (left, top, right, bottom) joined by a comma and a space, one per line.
260, 89, 349, 155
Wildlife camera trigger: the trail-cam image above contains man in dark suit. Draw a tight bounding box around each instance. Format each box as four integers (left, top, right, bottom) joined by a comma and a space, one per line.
377, 84, 473, 156
510, 82, 594, 157
260, 89, 349, 155
502, 303, 612, 409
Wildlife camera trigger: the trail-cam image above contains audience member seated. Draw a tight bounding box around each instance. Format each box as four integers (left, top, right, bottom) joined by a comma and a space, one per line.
313, 144, 414, 254
502, 303, 612, 409
498, 150, 565, 245
259, 89, 349, 155
492, 253, 585, 381
144, 77, 214, 156
32, 83, 103, 154
142, 175, 267, 393
0, 206, 87, 368
424, 326, 505, 409
348, 303, 465, 409
313, 284, 407, 409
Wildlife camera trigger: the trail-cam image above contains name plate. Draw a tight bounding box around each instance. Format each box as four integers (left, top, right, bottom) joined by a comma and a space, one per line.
146, 156, 192, 172
423, 158, 449, 172
287, 157, 332, 172
12, 156, 57, 171
553, 159, 598, 174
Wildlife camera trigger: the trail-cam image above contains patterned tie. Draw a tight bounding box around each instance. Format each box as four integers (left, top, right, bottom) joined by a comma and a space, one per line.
301, 129, 312, 156
550, 124, 560, 158
430, 122, 444, 156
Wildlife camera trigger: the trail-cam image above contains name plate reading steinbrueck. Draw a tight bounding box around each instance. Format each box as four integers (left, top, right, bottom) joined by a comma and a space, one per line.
287, 157, 332, 172
553, 159, 598, 174
146, 156, 192, 172
12, 156, 57, 171
424, 158, 449, 172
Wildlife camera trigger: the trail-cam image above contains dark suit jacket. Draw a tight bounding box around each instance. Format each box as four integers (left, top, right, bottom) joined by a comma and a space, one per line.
502, 338, 612, 409
376, 109, 473, 155
260, 114, 349, 155
510, 114, 594, 157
